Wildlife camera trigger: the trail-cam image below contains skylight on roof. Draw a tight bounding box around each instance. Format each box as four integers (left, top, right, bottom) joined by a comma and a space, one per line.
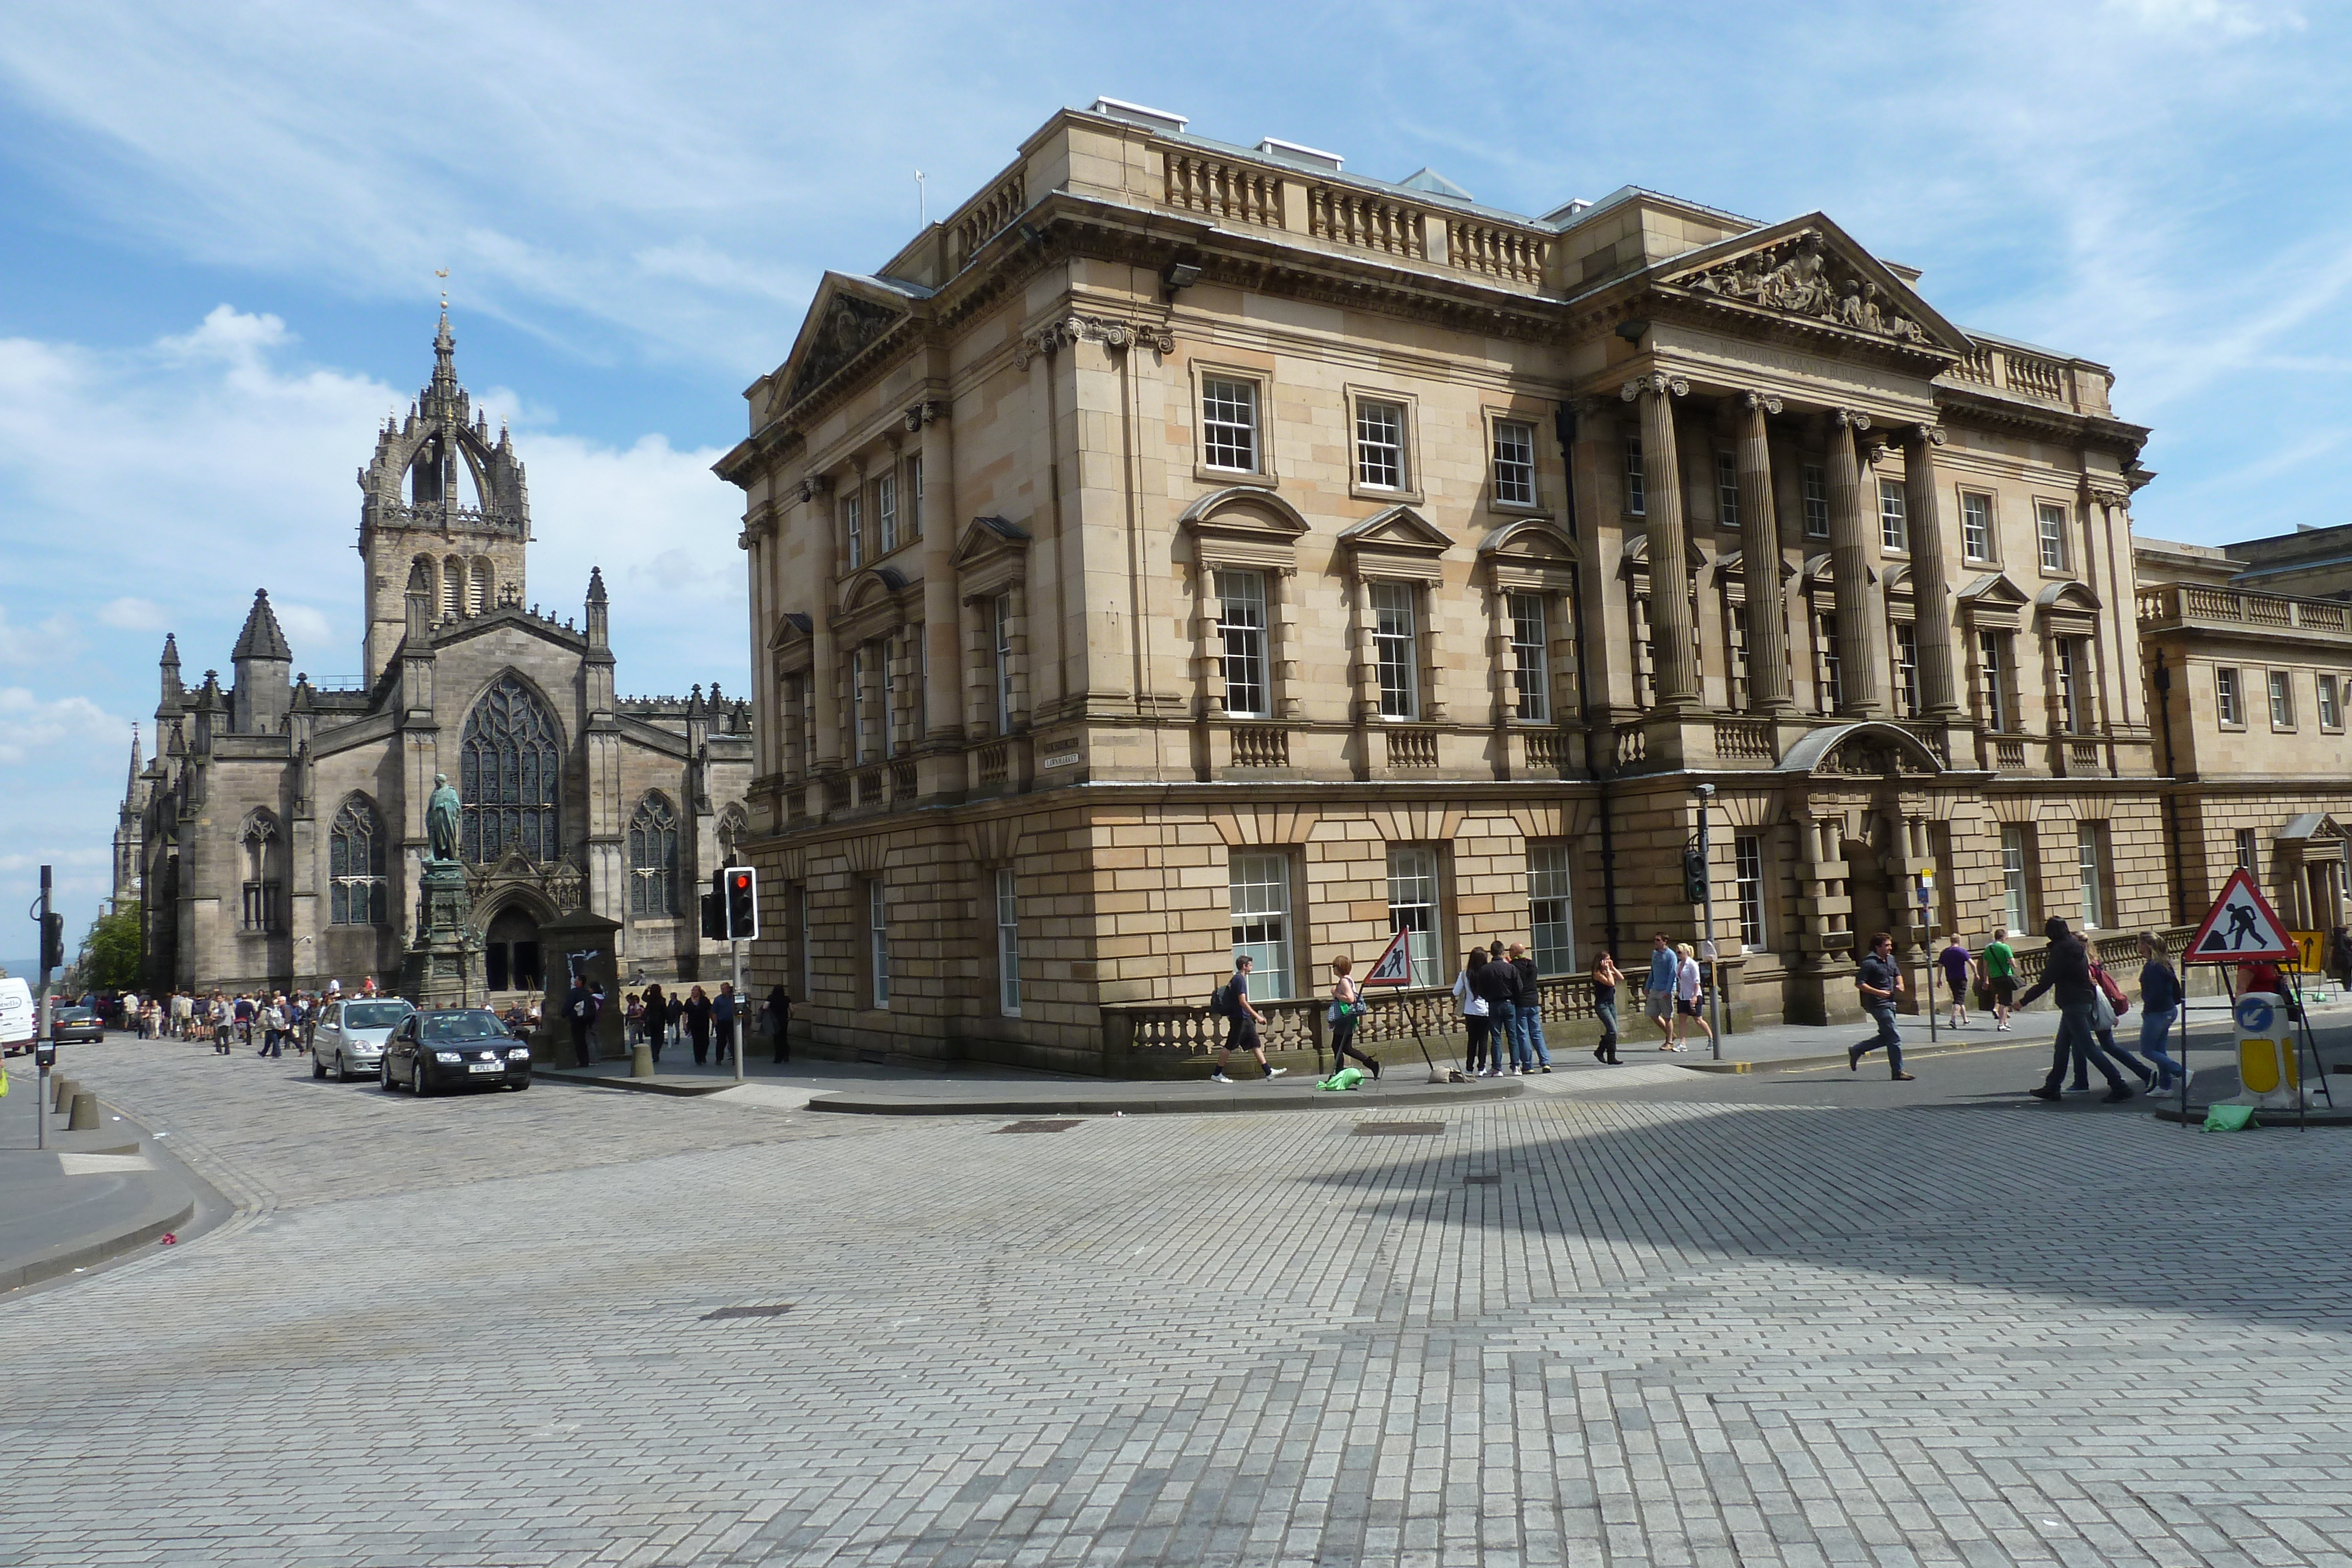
1091, 97, 1187, 136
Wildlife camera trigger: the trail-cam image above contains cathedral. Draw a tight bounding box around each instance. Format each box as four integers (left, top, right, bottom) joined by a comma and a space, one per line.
118, 313, 753, 998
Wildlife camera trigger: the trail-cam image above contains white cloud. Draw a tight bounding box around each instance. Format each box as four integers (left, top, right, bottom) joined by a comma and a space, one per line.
97, 598, 169, 632
0, 688, 122, 767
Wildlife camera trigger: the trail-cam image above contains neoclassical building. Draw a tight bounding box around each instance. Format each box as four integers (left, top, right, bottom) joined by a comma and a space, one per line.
123, 314, 754, 997
719, 99, 2167, 1069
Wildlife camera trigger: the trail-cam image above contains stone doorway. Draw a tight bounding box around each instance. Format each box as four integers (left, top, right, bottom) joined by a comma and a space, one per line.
485, 905, 544, 994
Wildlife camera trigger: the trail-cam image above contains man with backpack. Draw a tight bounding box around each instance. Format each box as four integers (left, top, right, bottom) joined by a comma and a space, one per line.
1209, 954, 1287, 1084
564, 976, 603, 1068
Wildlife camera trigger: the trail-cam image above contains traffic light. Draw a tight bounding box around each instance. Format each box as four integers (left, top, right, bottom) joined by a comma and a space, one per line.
1681, 845, 1709, 905
700, 870, 725, 942
38, 911, 64, 974
724, 867, 759, 942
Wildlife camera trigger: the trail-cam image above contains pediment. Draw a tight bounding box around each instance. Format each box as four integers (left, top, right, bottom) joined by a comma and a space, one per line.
766, 610, 813, 653
2280, 811, 2343, 844
1775, 720, 1943, 779
1655, 213, 1970, 357
954, 514, 1031, 569
1713, 549, 1797, 583
1621, 533, 1710, 573
771, 275, 914, 414
2036, 579, 2102, 613
1477, 517, 1578, 566
1339, 503, 1452, 556
842, 567, 911, 614
1957, 571, 2032, 608
1179, 485, 1311, 543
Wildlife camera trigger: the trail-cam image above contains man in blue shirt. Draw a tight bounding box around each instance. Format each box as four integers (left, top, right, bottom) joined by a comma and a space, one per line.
1849, 932, 1916, 1080
1645, 933, 1681, 1051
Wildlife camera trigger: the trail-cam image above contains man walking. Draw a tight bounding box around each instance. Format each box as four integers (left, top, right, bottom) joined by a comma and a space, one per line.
1210, 954, 1287, 1084
1506, 942, 1552, 1072
564, 975, 602, 1068
1984, 927, 2017, 1031
713, 982, 737, 1066
2017, 917, 2133, 1103
1849, 932, 1916, 1079
1645, 933, 1681, 1051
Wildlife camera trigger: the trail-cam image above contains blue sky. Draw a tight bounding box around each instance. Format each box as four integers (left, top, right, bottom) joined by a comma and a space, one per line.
0, 0, 2344, 950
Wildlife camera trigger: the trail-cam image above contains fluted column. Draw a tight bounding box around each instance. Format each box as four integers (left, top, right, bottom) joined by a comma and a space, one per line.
914, 400, 961, 745
1735, 392, 1793, 713
1825, 409, 1883, 717
1623, 373, 1699, 710
1905, 424, 1962, 717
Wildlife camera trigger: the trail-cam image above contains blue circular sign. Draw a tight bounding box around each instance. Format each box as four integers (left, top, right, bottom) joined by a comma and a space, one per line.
2236, 997, 2276, 1034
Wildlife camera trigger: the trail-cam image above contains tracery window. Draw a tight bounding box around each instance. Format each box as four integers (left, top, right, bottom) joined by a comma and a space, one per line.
240, 811, 282, 933
329, 796, 388, 926
459, 674, 562, 863
627, 793, 679, 916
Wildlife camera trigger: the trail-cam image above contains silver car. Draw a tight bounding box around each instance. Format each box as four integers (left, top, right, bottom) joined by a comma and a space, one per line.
310, 998, 416, 1081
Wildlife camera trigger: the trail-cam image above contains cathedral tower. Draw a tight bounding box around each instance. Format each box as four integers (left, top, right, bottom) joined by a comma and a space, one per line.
358, 311, 532, 683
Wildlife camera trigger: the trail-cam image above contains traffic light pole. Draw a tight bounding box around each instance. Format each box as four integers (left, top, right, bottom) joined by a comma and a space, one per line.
35, 864, 54, 1150
731, 940, 746, 1084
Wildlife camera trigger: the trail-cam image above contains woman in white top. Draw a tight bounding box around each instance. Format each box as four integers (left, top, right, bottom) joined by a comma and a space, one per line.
1452, 950, 1494, 1075
1673, 941, 1714, 1052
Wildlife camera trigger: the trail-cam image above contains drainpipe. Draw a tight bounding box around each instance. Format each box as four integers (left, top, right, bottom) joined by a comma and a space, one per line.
1557, 401, 1621, 955
2152, 650, 2184, 926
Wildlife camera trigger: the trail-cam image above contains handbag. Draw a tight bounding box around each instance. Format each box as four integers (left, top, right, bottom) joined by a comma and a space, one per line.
2090, 987, 2117, 1032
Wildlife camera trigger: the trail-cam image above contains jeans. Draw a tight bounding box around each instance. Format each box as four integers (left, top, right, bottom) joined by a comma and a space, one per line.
1855, 1002, 1904, 1074
1489, 998, 1519, 1068
2070, 1024, 2151, 1087
1595, 1001, 1620, 1056
1514, 1004, 1550, 1067
2134, 1007, 2186, 1086
2044, 1001, 2122, 1091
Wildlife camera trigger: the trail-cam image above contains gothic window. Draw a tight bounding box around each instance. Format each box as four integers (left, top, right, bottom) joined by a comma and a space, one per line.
329, 796, 388, 926
459, 674, 562, 864
441, 554, 464, 619
717, 806, 749, 867
239, 811, 282, 933
627, 793, 679, 916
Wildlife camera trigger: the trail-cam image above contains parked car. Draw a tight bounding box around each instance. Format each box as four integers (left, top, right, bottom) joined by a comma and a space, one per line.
380, 1008, 533, 1095
309, 998, 416, 1081
51, 1006, 105, 1044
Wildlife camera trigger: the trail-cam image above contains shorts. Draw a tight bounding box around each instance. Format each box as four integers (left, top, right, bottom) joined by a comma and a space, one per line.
1646, 991, 1674, 1022
1675, 997, 1702, 1018
1226, 1018, 1261, 1052
1944, 971, 1969, 997
1993, 976, 2016, 1002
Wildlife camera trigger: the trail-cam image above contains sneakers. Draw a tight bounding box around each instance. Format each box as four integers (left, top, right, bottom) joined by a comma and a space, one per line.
1264, 1066, 1288, 1080
2180, 1066, 2195, 1094
1541, 1065, 1552, 1074
1210, 1072, 1233, 1084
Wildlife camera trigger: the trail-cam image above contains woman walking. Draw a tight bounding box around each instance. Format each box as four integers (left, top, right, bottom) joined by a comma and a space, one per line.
1674, 942, 1714, 1053
684, 985, 714, 1066
761, 986, 792, 1064
2132, 932, 2191, 1094
1939, 934, 1976, 1028
1325, 957, 1379, 1078
640, 982, 666, 1062
1453, 950, 1494, 1076
1591, 951, 1623, 1063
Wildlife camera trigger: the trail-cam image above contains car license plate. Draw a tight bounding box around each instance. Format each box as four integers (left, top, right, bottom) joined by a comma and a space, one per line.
467, 1061, 505, 1074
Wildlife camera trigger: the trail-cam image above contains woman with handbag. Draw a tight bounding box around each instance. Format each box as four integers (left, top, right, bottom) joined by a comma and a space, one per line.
1452, 951, 1494, 1076
2070, 957, 2155, 1093
1324, 957, 1378, 1079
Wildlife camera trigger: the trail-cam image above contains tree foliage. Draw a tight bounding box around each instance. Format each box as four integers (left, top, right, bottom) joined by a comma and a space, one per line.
81, 902, 143, 991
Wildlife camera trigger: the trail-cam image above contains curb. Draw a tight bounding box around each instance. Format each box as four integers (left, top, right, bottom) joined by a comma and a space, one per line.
803, 1079, 1528, 1117
535, 1070, 739, 1098
1685, 1032, 2062, 1076
1, 1182, 196, 1295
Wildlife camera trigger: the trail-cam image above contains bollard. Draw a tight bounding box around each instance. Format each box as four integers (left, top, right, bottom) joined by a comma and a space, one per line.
630, 1042, 654, 1079
68, 1092, 100, 1131
52, 1075, 78, 1114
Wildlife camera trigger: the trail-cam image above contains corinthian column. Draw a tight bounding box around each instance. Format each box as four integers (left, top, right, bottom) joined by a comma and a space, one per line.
1825, 409, 1883, 717
1904, 423, 1962, 717
1736, 392, 1792, 713
1623, 373, 1700, 710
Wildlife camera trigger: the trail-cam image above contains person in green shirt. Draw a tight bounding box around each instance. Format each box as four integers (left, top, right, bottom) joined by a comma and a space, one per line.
1983, 928, 2017, 1031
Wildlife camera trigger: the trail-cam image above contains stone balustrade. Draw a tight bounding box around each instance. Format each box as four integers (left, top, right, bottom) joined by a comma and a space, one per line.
2137, 583, 2352, 640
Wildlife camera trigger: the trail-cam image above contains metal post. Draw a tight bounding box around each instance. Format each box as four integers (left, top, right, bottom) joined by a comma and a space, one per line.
35, 864, 53, 1150
1920, 875, 1937, 1048
731, 940, 745, 1084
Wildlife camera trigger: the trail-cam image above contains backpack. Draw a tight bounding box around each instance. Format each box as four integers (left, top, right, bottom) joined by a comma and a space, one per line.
1209, 979, 1238, 1019
2092, 962, 2130, 1017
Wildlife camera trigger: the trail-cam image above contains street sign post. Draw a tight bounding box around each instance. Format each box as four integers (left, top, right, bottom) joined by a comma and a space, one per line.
2183, 870, 2310, 1131
1360, 927, 1412, 988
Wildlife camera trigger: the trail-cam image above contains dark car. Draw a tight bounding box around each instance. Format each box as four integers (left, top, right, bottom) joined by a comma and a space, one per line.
379, 1008, 532, 1095
51, 1006, 104, 1044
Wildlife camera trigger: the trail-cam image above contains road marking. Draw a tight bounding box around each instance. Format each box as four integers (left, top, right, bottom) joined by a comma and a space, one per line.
57, 1152, 155, 1175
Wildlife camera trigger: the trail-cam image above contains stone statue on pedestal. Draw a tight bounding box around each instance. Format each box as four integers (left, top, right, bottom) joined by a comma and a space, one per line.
426, 772, 462, 863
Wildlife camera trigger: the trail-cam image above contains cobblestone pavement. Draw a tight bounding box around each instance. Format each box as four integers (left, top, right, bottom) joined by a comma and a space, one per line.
6, 1040, 2352, 1566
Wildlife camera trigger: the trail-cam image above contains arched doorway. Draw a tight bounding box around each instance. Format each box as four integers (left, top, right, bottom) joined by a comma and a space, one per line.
1845, 830, 1895, 953
484, 905, 544, 995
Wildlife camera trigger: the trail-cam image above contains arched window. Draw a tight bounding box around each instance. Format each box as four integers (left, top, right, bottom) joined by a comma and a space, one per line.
460, 674, 562, 864
468, 556, 493, 616
239, 810, 282, 932
627, 793, 679, 916
329, 796, 387, 926
717, 805, 748, 868
441, 556, 464, 619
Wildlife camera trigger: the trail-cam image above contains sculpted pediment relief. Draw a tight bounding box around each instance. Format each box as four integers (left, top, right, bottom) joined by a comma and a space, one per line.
1775, 720, 1942, 780
777, 280, 908, 412
1660, 216, 1966, 354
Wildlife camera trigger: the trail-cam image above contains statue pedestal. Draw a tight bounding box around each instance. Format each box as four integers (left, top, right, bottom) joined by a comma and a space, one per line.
400, 858, 477, 1011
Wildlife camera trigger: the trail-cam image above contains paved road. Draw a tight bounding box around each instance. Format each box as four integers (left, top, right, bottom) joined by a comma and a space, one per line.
5, 1037, 2351, 1566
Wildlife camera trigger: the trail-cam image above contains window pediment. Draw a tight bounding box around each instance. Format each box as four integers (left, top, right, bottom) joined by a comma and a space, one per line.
956, 514, 1031, 602
1182, 486, 1309, 571
1341, 504, 1450, 584
1479, 517, 1576, 593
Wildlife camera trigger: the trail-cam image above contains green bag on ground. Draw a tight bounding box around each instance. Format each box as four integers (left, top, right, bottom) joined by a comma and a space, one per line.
1317, 1066, 1365, 1092
2203, 1102, 2257, 1132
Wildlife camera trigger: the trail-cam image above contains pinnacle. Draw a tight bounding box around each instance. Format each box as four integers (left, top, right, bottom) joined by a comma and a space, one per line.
232, 588, 293, 663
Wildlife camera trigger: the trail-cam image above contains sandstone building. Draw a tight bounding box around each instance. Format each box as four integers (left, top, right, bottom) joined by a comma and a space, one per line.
122, 314, 753, 997
719, 99, 2171, 1071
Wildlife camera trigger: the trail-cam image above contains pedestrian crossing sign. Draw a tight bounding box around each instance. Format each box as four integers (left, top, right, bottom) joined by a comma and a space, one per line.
1361, 926, 1413, 987
2185, 868, 2296, 962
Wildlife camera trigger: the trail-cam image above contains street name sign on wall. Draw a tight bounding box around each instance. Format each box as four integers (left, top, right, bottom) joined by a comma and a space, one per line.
2185, 869, 2296, 962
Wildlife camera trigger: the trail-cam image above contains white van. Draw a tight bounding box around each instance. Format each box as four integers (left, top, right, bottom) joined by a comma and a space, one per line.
0, 977, 34, 1055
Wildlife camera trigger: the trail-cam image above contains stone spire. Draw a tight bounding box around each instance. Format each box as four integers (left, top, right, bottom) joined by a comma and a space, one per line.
422, 309, 465, 424
126, 723, 143, 796
157, 633, 184, 715
232, 589, 293, 662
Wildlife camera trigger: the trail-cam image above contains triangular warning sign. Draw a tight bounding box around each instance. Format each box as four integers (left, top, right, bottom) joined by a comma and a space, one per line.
2184, 868, 2296, 962
1361, 926, 1413, 987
